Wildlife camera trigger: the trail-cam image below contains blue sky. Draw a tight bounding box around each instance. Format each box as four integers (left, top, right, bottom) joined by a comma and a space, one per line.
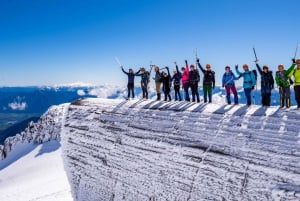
0, 0, 299, 86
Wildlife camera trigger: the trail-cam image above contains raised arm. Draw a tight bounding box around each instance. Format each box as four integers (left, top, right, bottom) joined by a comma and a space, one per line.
286, 63, 296, 77
121, 67, 129, 75
166, 67, 170, 76
235, 65, 242, 76
134, 69, 141, 75
185, 60, 189, 73
135, 69, 142, 77
175, 62, 180, 74
255, 63, 263, 75
196, 58, 205, 74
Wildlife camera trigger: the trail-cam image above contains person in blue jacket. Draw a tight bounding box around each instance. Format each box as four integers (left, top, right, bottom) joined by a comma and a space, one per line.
171, 62, 182, 101
222, 66, 239, 104
255, 62, 274, 106
121, 66, 140, 99
235, 64, 256, 106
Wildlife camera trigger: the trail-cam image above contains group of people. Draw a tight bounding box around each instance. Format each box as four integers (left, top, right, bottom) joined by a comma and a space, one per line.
120, 58, 300, 108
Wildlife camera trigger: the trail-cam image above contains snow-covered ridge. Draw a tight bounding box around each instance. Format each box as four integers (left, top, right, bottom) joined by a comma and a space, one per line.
62, 98, 300, 201
0, 104, 67, 159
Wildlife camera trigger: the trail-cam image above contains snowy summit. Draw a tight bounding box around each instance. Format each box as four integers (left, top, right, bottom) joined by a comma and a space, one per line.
1, 98, 300, 201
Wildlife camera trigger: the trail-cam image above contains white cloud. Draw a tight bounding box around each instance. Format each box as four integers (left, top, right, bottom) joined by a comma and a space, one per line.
77, 89, 86, 96
54, 81, 94, 87
8, 96, 27, 111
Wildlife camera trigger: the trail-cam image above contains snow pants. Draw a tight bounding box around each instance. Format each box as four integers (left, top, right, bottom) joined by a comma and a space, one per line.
127, 83, 135, 98
183, 82, 190, 101
203, 84, 212, 103
225, 85, 238, 104
294, 85, 300, 108
279, 87, 291, 108
174, 85, 182, 101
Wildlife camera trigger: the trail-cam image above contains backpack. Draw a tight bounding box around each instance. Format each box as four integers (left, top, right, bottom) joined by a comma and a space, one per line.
252, 69, 257, 81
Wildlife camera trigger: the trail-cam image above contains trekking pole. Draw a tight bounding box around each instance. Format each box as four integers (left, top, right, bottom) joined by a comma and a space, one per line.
293, 43, 300, 60
115, 57, 122, 67
194, 48, 201, 91
194, 48, 198, 69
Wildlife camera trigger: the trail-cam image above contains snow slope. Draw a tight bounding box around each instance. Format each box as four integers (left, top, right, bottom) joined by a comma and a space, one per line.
0, 141, 73, 201
63, 98, 300, 201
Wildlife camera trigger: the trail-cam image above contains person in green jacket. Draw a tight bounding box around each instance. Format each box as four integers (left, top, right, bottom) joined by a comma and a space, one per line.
291, 59, 300, 108
275, 63, 296, 108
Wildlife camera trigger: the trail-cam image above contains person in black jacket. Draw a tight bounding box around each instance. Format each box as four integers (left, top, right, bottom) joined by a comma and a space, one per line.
171, 62, 182, 101
121, 66, 140, 99
161, 67, 172, 101
255, 62, 274, 106
196, 59, 215, 103
189, 64, 200, 102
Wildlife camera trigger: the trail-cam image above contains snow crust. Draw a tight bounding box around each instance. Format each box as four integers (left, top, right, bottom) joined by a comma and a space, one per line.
63, 98, 300, 201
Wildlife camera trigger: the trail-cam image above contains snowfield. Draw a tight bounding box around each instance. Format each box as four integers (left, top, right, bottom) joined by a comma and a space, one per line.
1, 97, 300, 201
0, 141, 73, 201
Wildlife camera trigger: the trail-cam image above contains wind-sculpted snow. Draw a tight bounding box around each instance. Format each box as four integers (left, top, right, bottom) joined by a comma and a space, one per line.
0, 104, 67, 159
62, 98, 300, 201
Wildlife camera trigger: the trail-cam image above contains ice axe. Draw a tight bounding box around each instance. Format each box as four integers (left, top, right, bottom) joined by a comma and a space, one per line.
253, 46, 258, 63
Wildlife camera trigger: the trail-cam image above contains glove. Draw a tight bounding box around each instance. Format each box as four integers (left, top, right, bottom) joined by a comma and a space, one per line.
165, 66, 169, 69
251, 86, 255, 90
238, 75, 242, 79
185, 60, 188, 64
196, 58, 200, 63
292, 58, 296, 63
235, 65, 238, 70
255, 60, 259, 64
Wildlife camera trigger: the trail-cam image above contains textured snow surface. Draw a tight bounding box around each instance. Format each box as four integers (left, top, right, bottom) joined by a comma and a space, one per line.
61, 98, 300, 201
